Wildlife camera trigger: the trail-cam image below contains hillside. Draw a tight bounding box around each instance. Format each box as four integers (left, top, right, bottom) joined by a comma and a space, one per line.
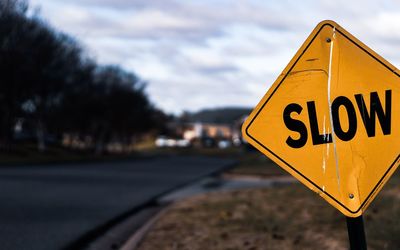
186, 107, 251, 124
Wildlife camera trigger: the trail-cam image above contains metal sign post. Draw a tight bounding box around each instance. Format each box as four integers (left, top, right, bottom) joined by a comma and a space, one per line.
346, 215, 367, 250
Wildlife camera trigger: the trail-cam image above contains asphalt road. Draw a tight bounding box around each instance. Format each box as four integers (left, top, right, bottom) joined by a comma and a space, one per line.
0, 156, 234, 250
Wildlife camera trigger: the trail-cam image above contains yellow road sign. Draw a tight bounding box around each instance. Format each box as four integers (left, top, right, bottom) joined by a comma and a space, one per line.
242, 20, 400, 217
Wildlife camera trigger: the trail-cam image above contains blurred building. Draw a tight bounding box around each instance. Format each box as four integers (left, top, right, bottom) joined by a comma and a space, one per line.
156, 108, 251, 148
183, 122, 232, 141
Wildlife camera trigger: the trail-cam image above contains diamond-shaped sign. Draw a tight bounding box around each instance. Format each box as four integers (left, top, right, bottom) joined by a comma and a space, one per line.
242, 20, 400, 217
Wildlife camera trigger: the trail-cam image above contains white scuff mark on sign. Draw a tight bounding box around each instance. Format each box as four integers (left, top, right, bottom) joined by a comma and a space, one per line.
326, 26, 341, 192
322, 115, 327, 175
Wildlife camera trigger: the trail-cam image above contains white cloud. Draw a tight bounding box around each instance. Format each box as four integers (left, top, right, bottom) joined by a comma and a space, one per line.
124, 9, 204, 31
29, 0, 400, 113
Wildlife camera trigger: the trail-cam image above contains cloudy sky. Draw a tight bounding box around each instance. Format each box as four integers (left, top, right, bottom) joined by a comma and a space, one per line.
29, 0, 400, 114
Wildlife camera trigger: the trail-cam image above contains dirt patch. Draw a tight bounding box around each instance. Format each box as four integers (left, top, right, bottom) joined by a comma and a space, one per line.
137, 171, 400, 250
137, 184, 348, 250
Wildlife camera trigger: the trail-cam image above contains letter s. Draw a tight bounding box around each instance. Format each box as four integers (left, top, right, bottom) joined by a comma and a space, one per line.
283, 103, 308, 148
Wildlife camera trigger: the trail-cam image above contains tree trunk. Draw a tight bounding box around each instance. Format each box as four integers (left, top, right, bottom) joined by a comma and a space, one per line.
95, 129, 106, 155
0, 107, 14, 152
36, 120, 46, 152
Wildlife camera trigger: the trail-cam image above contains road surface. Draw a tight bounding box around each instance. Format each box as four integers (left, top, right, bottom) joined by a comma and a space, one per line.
0, 156, 234, 250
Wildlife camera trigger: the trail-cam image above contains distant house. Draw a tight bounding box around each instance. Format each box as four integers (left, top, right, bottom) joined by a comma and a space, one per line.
183, 122, 232, 141
157, 107, 251, 148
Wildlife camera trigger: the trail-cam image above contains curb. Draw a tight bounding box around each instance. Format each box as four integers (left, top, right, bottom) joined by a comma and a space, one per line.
120, 204, 171, 250
119, 175, 297, 249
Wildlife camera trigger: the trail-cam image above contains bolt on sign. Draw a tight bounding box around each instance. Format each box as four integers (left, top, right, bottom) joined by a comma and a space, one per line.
242, 20, 400, 217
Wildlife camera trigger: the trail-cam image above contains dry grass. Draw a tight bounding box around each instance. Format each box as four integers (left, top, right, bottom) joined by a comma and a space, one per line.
137, 170, 400, 250
227, 151, 287, 177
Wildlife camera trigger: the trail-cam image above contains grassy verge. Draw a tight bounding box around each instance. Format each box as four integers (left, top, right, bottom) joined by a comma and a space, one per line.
137, 170, 400, 250
0, 143, 145, 166
226, 150, 287, 177
0, 143, 245, 165
0, 135, 268, 166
